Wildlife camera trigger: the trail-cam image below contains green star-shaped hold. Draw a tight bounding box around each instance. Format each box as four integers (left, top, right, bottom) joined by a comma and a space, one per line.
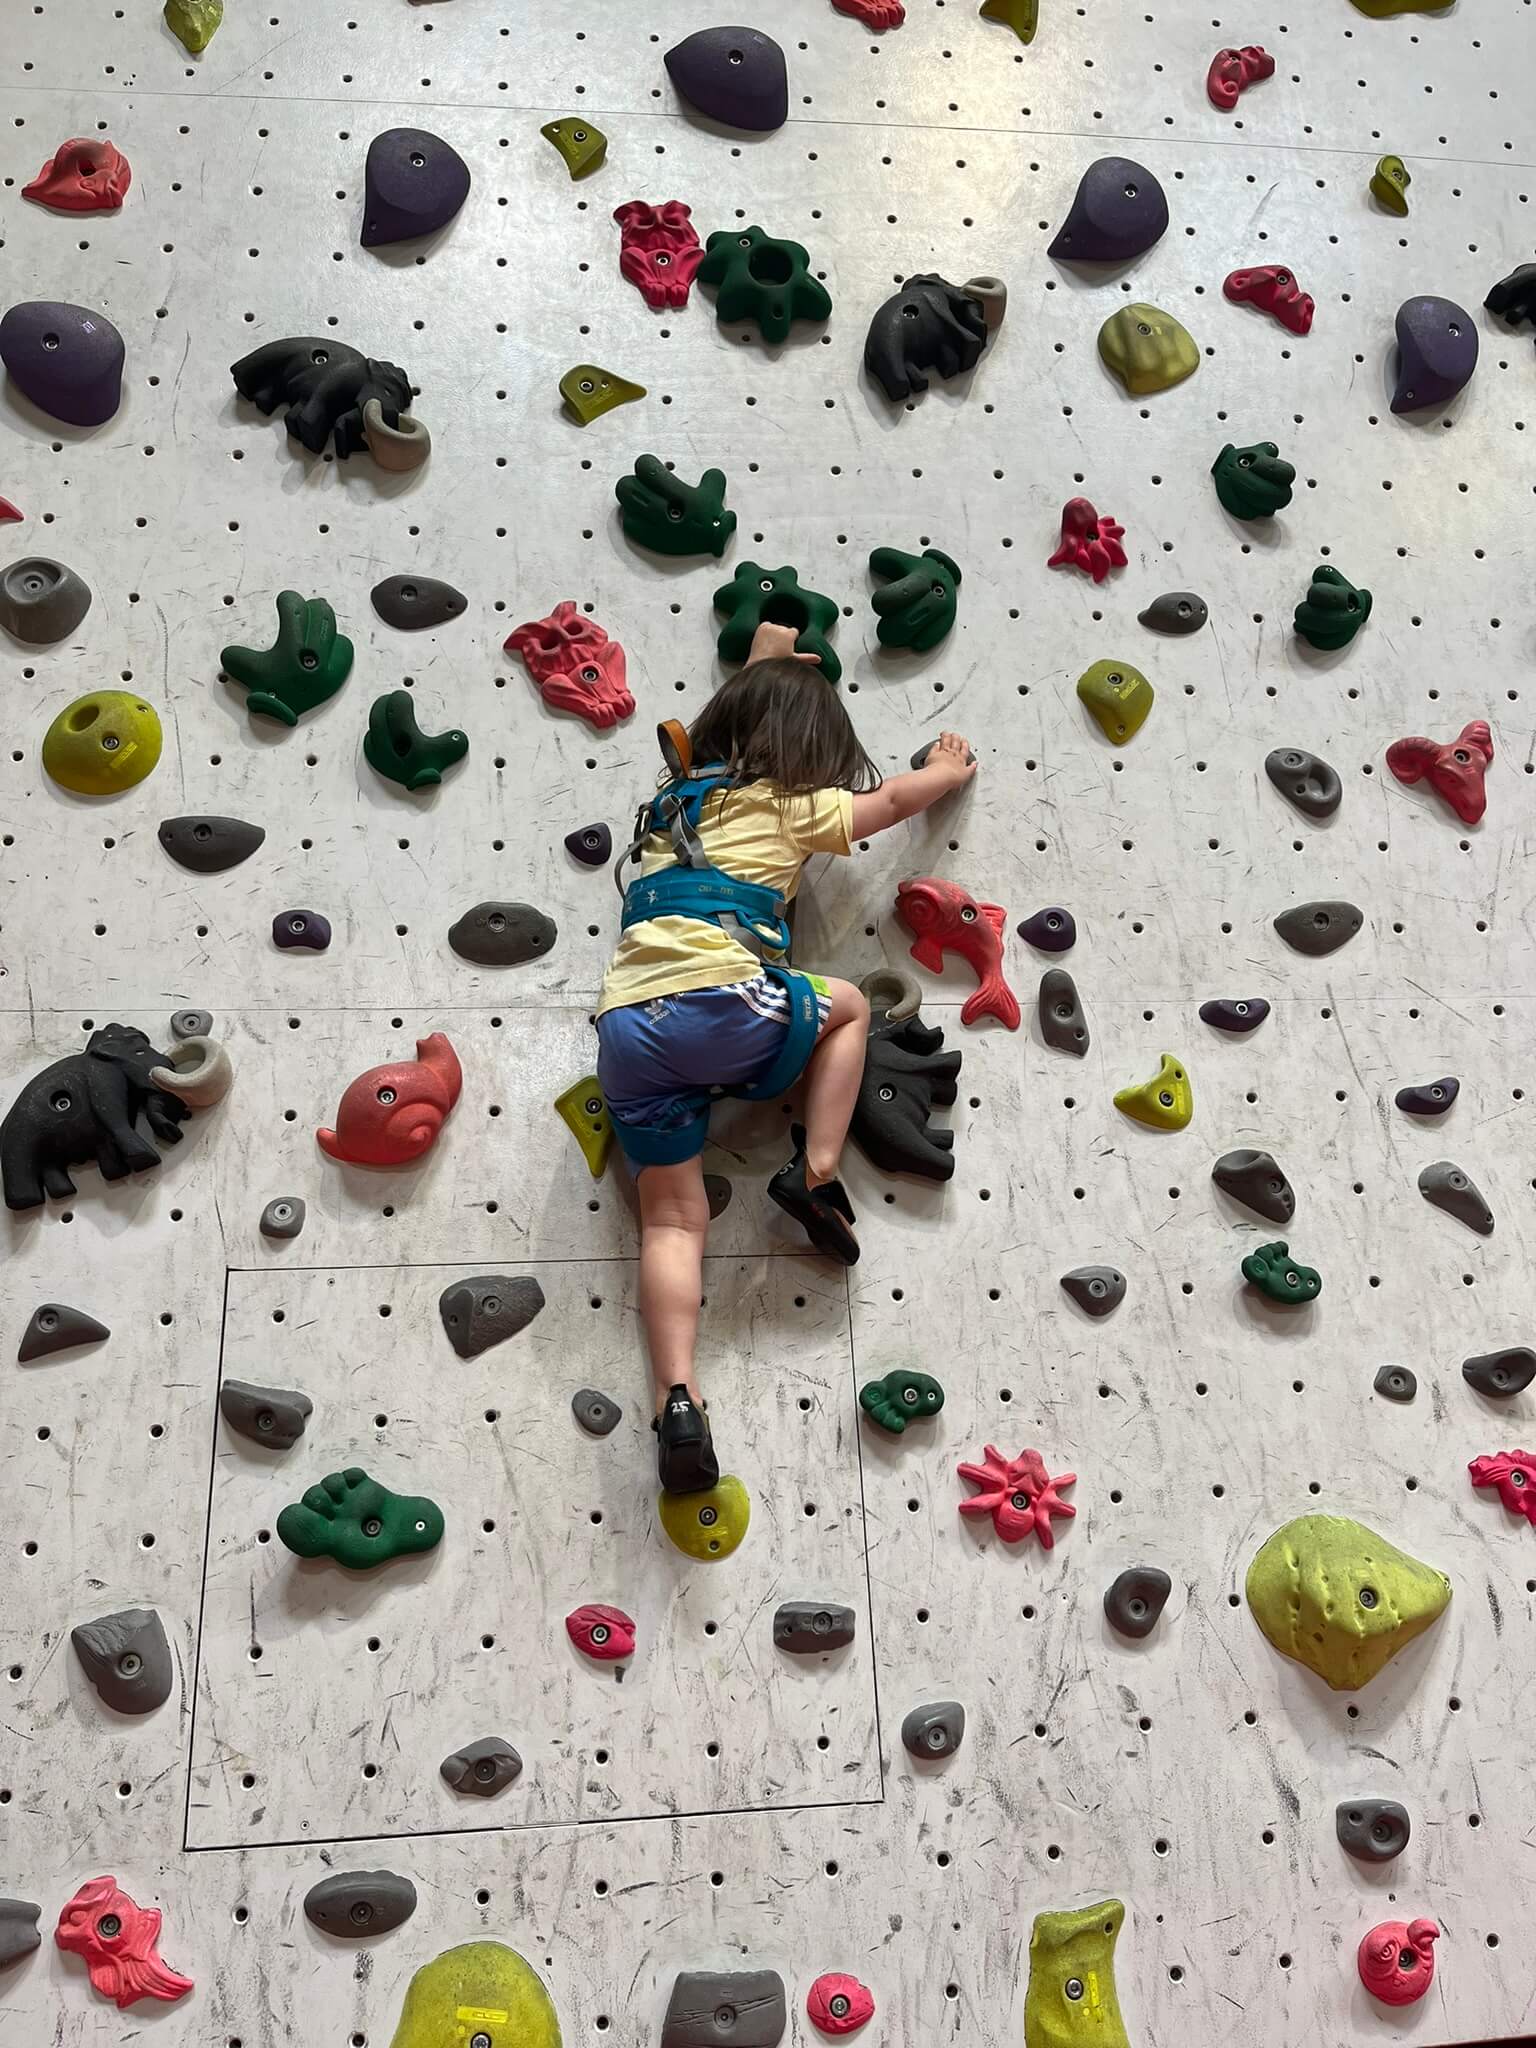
714, 562, 842, 683
276, 1467, 445, 1568
980, 0, 1038, 43
869, 545, 962, 651
698, 227, 832, 344
1294, 564, 1373, 651
615, 454, 736, 558
364, 690, 468, 791
221, 590, 353, 727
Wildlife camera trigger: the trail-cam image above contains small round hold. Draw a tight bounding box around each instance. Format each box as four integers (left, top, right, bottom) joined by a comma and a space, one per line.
1373, 1363, 1417, 1403
171, 1007, 214, 1040
370, 573, 467, 631
564, 822, 612, 867
1199, 997, 1269, 1034
1462, 1348, 1536, 1399
1103, 1565, 1171, 1639
1061, 1266, 1125, 1317
260, 1195, 307, 1241
1264, 747, 1341, 821
273, 909, 332, 952
1336, 1798, 1411, 1864
1138, 590, 1208, 636
1017, 906, 1076, 953
1395, 1076, 1459, 1116
1273, 900, 1363, 957
572, 1387, 622, 1437
909, 742, 976, 771
900, 1699, 965, 1760
0, 556, 92, 644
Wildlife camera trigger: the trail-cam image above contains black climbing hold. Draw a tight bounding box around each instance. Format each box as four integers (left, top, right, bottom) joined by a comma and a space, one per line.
1273, 901, 1363, 957
157, 815, 266, 874
361, 128, 470, 248
663, 27, 788, 132
0, 556, 92, 643
439, 1736, 523, 1798
438, 1274, 546, 1360
18, 1301, 109, 1362
0, 1898, 40, 1967
1199, 998, 1270, 1034
231, 337, 422, 465
704, 1173, 733, 1219
564, 822, 612, 867
773, 1601, 856, 1653
260, 1195, 306, 1239
901, 1700, 965, 1760
850, 1010, 960, 1182
1212, 1148, 1295, 1225
1395, 1076, 1459, 1116
370, 573, 467, 631
1138, 590, 1208, 636
1, 1021, 192, 1212
864, 274, 989, 403
1103, 1566, 1171, 1639
1047, 156, 1169, 265
1463, 1349, 1536, 1399
1336, 1798, 1411, 1864
1373, 1364, 1417, 1403
172, 1008, 214, 1040
1485, 263, 1536, 330
273, 909, 331, 951
1060, 1266, 1125, 1318
219, 1379, 313, 1448
1264, 747, 1341, 821
1418, 1160, 1494, 1236
572, 1388, 622, 1437
1017, 905, 1076, 953
0, 300, 124, 426
909, 743, 976, 772
1038, 968, 1089, 1055
661, 1971, 788, 2048
71, 1607, 173, 1714
448, 902, 557, 967
303, 1870, 417, 1939
1391, 294, 1478, 413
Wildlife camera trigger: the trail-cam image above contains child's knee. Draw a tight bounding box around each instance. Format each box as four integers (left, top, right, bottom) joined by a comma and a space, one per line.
823, 977, 870, 1031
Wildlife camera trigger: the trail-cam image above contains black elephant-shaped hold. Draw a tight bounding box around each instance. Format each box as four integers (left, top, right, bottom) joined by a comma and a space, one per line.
2, 1023, 192, 1211
231, 336, 417, 460
864, 274, 990, 403
850, 1009, 962, 1181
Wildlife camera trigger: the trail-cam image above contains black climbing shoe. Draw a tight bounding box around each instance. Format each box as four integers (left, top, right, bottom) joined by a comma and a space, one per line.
654, 1384, 719, 1495
768, 1124, 860, 1265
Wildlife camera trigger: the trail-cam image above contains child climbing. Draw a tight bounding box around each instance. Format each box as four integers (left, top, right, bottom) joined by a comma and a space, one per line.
595, 622, 976, 1492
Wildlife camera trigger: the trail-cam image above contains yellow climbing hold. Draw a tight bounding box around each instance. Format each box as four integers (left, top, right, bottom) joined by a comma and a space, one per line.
979, 0, 1038, 44
555, 1075, 613, 1178
659, 1474, 751, 1562
559, 364, 647, 427
1245, 1513, 1451, 1691
1076, 660, 1153, 745
1097, 302, 1200, 396
1114, 1053, 1193, 1131
387, 1940, 562, 2048
1024, 1900, 1130, 2048
1371, 155, 1411, 215
163, 0, 223, 54
540, 118, 607, 180
42, 690, 163, 796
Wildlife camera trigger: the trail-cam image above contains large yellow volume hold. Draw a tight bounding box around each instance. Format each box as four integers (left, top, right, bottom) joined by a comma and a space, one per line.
1024, 1900, 1130, 2048
42, 690, 162, 795
1245, 1514, 1451, 1691
387, 1941, 562, 2048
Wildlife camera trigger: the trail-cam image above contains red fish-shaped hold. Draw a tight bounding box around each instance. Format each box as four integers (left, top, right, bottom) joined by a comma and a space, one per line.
613, 200, 704, 310
505, 601, 634, 730
1469, 1449, 1536, 1523
317, 1032, 462, 1166
1223, 264, 1314, 336
807, 1972, 876, 2035
831, 0, 905, 25
895, 877, 1020, 1029
1357, 1917, 1438, 2006
565, 1602, 636, 1661
1386, 719, 1493, 825
1207, 44, 1274, 110
23, 138, 133, 213
0, 499, 20, 524
1047, 496, 1127, 583
957, 1445, 1076, 1547
55, 1877, 193, 2010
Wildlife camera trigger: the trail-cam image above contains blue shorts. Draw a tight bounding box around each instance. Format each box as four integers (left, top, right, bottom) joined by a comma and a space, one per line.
597, 973, 831, 1168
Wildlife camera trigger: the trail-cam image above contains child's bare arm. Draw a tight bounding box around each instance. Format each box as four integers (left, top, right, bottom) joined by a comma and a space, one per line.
850, 732, 976, 839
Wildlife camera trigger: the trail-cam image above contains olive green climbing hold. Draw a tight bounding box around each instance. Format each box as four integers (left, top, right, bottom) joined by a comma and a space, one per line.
859, 1369, 945, 1433
659, 1473, 751, 1562
1372, 155, 1411, 215
42, 690, 163, 795
1211, 441, 1295, 521
222, 591, 354, 727
616, 454, 736, 559
1114, 1053, 1192, 1131
540, 117, 607, 179
1024, 1900, 1129, 2048
1241, 1239, 1321, 1305
980, 0, 1038, 44
1349, 0, 1450, 15
869, 545, 962, 652
1245, 1513, 1451, 1691
715, 562, 841, 683
560, 363, 645, 426
555, 1075, 613, 1177
386, 1942, 562, 2048
1076, 659, 1153, 745
164, 0, 223, 53
1097, 303, 1199, 396
364, 690, 468, 791
1294, 564, 1373, 650
277, 1467, 444, 1568
698, 226, 832, 345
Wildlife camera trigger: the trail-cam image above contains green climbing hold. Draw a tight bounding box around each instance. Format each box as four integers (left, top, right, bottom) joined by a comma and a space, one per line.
616, 454, 736, 559
539, 117, 607, 180
1349, 0, 1450, 15
1241, 1239, 1321, 1305
715, 563, 841, 683
859, 1369, 945, 1433
364, 691, 468, 791
659, 1474, 751, 1562
1245, 1513, 1451, 1691
1024, 1901, 1129, 2048
697, 226, 832, 344
1076, 660, 1153, 745
869, 546, 962, 652
1210, 440, 1295, 521
1113, 1052, 1192, 1130
1097, 303, 1199, 396
222, 591, 354, 727
164, 0, 223, 54
980, 0, 1038, 44
555, 1075, 613, 1178
277, 1467, 444, 1568
1294, 564, 1373, 651
560, 363, 645, 426
1371, 155, 1411, 215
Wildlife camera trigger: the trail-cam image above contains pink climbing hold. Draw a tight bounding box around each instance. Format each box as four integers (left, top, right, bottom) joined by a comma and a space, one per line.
894, 878, 1020, 1031
807, 1972, 876, 2035
957, 1446, 1077, 1547
1207, 44, 1274, 111
831, 0, 906, 25
22, 138, 133, 213
1357, 1918, 1439, 2006
565, 1602, 636, 1661
316, 1032, 462, 1167
613, 200, 704, 310
0, 498, 20, 524
1386, 719, 1493, 826
55, 1877, 193, 2009
1223, 264, 1315, 336
1469, 1449, 1536, 1523
505, 601, 635, 731
1047, 496, 1127, 584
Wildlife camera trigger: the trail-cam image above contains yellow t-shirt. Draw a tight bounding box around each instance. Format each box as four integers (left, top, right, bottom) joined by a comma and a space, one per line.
597, 781, 853, 1016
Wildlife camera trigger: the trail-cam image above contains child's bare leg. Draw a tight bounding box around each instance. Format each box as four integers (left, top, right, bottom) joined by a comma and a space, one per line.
800, 977, 870, 1188
637, 1158, 710, 1413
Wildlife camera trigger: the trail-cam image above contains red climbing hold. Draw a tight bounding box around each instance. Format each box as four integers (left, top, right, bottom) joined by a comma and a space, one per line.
831, 0, 905, 24
0, 499, 20, 524
22, 138, 132, 213
957, 1446, 1076, 1547
1385, 719, 1493, 825
1357, 1918, 1438, 2006
1469, 1450, 1536, 1523
895, 878, 1020, 1031
1223, 264, 1315, 336
506, 602, 635, 731
565, 1603, 636, 1661
55, 1878, 193, 2009
316, 1032, 462, 1167
1047, 497, 1127, 584
613, 201, 704, 310
1206, 45, 1274, 111
808, 1972, 876, 2034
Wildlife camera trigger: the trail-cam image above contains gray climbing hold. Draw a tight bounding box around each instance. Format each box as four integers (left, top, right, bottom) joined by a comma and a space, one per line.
1264, 747, 1341, 821
858, 965, 923, 1022
260, 1195, 306, 1239
273, 909, 331, 951
370, 574, 467, 630
1060, 1266, 1125, 1318
71, 1607, 173, 1715
564, 822, 612, 867
773, 1601, 856, 1653
1039, 968, 1089, 1055
1212, 1148, 1295, 1225
172, 1008, 214, 1040
1273, 900, 1363, 957
1418, 1160, 1494, 1236
661, 1971, 788, 2048
704, 1173, 732, 1219
1138, 590, 1208, 635
438, 1274, 546, 1360
0, 556, 91, 643
1395, 1076, 1459, 1116
219, 1379, 313, 1448
1017, 905, 1076, 953
1463, 1349, 1536, 1398
0, 1898, 40, 1967
573, 1388, 622, 1436
909, 743, 977, 772
1103, 1565, 1171, 1639
1373, 1364, 1417, 1403
303, 1870, 417, 1938
901, 1699, 965, 1760
18, 1301, 109, 1362
448, 901, 558, 967
1199, 997, 1269, 1034
157, 815, 266, 874
1336, 1798, 1410, 1864
439, 1736, 523, 1798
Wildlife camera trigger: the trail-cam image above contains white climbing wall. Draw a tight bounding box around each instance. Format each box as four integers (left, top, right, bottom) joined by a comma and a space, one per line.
1, 0, 1534, 2041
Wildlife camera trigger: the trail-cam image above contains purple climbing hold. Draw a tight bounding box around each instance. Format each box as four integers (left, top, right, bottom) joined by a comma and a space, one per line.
664, 26, 789, 133
0, 299, 124, 426
361, 128, 471, 249
1390, 295, 1478, 414
1047, 158, 1169, 265
273, 910, 331, 951
1017, 906, 1076, 953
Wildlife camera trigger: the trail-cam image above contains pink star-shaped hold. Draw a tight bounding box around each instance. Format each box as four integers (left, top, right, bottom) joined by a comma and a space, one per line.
957, 1445, 1076, 1547
1469, 1450, 1536, 1525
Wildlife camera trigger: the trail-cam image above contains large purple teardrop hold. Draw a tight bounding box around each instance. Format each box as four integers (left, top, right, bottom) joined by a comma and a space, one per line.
664, 26, 788, 132
0, 300, 124, 426
1390, 294, 1478, 413
360, 128, 471, 248
1047, 157, 1169, 264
